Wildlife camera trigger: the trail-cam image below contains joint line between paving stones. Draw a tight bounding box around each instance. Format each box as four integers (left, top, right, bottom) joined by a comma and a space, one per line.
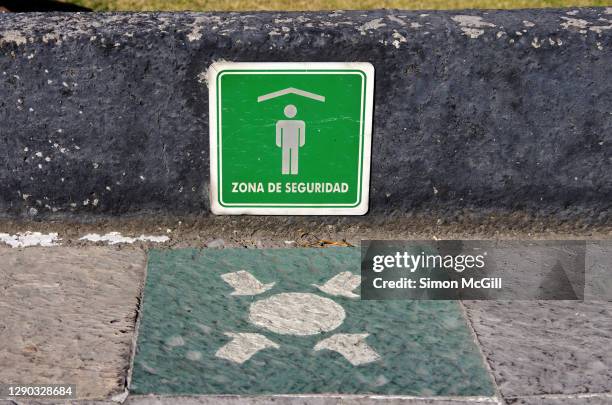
505, 392, 612, 400
126, 394, 500, 402
458, 301, 506, 405
124, 249, 149, 403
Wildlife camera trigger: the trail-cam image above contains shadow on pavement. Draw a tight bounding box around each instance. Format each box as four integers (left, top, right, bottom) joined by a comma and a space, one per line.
0, 0, 90, 11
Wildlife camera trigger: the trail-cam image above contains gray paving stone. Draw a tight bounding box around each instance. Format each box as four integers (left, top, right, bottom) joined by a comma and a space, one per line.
506, 394, 612, 404
586, 241, 612, 301
3, 401, 115, 405
464, 301, 612, 397
0, 247, 146, 400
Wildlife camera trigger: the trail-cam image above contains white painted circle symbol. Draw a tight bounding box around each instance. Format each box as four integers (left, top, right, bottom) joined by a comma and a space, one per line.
248, 292, 345, 336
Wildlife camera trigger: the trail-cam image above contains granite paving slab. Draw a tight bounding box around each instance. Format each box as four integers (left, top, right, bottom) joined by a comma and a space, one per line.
131, 248, 495, 397
0, 401, 116, 405
585, 241, 612, 301
0, 247, 146, 400
464, 301, 612, 398
505, 394, 612, 404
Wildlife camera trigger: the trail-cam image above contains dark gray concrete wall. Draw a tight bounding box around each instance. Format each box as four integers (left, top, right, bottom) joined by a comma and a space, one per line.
0, 9, 610, 222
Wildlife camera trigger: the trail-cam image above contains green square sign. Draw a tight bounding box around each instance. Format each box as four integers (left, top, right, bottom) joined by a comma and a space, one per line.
208, 62, 374, 215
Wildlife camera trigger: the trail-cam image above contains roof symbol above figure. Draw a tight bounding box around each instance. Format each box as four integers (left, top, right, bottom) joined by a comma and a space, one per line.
257, 87, 326, 103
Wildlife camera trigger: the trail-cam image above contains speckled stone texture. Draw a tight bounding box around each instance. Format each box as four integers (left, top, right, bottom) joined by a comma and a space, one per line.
0, 401, 116, 405
586, 241, 612, 300
0, 9, 610, 222
0, 247, 145, 399
131, 248, 494, 396
464, 301, 612, 398
506, 395, 612, 404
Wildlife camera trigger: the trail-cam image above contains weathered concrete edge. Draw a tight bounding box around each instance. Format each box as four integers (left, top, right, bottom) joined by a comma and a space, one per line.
0, 9, 610, 223
1, 215, 611, 249
3, 392, 612, 404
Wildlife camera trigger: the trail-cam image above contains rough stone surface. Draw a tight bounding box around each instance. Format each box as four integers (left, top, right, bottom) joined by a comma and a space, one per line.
0, 401, 115, 405
0, 247, 146, 399
0, 9, 610, 222
506, 395, 612, 404
464, 301, 612, 397
585, 240, 612, 300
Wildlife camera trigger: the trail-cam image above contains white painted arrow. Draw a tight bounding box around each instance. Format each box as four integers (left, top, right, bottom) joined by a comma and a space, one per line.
221, 270, 275, 296
314, 333, 380, 366
215, 332, 279, 364
313, 271, 361, 298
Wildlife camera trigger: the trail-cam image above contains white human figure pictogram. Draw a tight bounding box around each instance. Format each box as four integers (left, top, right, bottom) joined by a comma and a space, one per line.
276, 104, 305, 175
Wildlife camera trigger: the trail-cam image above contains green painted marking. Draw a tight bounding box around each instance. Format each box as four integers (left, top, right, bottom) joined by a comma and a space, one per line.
131, 248, 495, 396
209, 63, 374, 215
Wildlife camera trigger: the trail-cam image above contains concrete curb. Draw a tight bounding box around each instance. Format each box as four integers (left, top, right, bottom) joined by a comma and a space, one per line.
0, 9, 610, 222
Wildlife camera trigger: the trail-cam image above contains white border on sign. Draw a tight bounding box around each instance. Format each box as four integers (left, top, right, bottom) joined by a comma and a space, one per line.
218, 71, 365, 207
208, 62, 374, 215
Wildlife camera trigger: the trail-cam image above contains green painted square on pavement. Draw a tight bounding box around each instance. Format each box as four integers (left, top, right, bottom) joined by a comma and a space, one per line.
131, 248, 494, 396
